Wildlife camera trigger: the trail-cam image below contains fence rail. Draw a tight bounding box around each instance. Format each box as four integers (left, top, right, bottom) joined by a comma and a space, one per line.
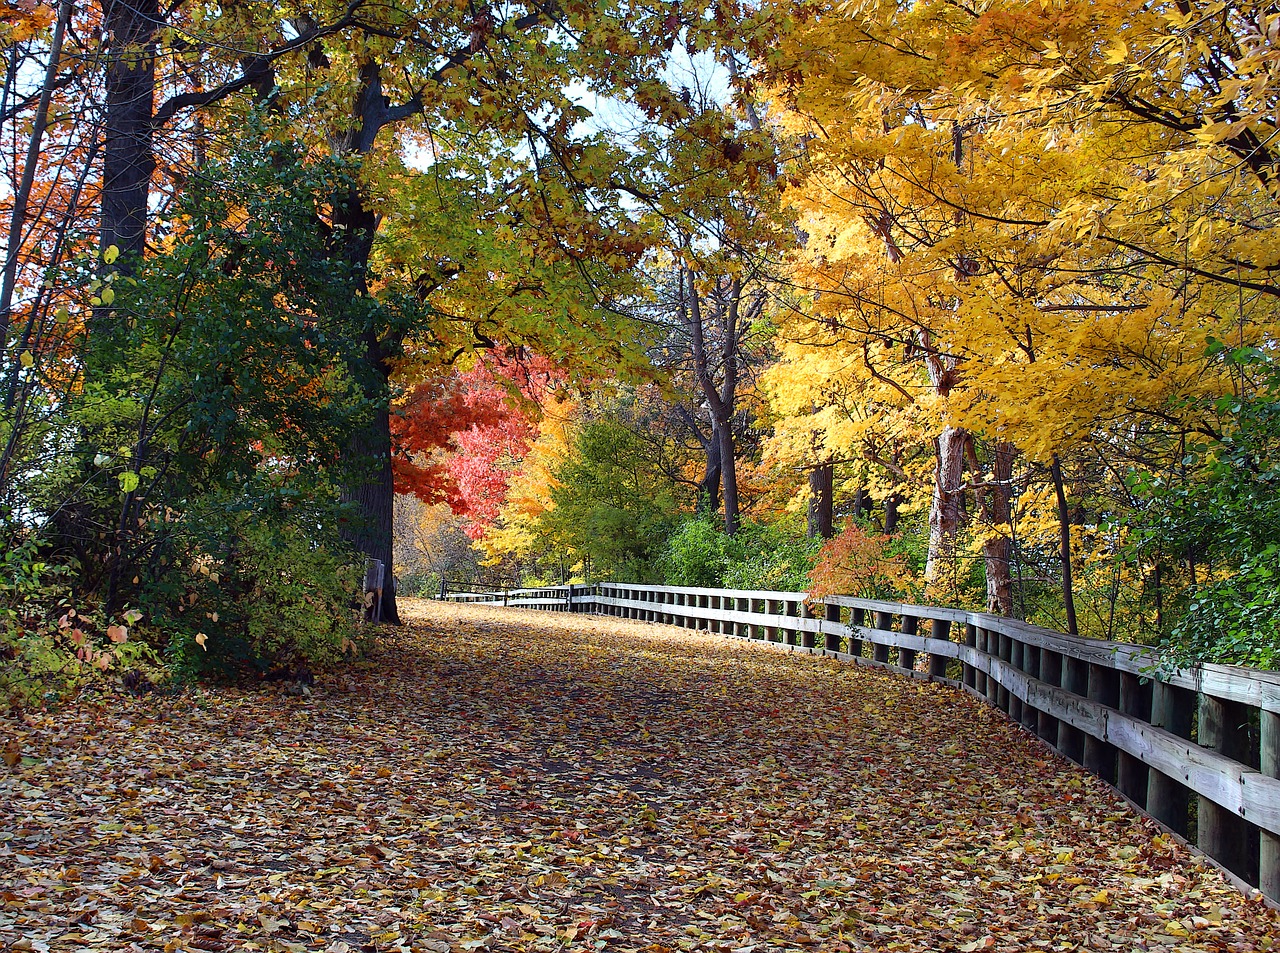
443, 581, 1280, 902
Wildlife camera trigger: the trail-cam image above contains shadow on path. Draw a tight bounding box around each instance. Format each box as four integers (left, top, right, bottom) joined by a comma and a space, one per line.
2, 600, 1276, 952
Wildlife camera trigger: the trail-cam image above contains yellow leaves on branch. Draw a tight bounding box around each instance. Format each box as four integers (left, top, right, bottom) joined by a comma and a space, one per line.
760, 0, 1280, 495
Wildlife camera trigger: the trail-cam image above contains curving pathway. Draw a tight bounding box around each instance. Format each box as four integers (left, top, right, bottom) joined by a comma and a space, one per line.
2, 600, 1277, 952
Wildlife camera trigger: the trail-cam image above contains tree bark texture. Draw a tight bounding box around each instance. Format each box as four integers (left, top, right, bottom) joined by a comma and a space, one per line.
807, 463, 834, 539
340, 400, 403, 625
980, 441, 1016, 616
926, 425, 968, 587
101, 0, 159, 266
696, 421, 722, 515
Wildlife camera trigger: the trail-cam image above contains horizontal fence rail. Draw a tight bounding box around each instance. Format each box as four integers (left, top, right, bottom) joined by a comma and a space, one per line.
443, 582, 1280, 902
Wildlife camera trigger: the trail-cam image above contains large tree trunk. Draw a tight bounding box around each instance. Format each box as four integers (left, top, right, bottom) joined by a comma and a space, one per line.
807, 463, 834, 539
340, 396, 403, 625
926, 425, 968, 588
981, 441, 1016, 615
100, 0, 159, 267
332, 175, 403, 623
883, 492, 901, 534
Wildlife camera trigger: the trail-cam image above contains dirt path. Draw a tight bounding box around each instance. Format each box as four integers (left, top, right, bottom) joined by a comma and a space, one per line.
2, 600, 1276, 952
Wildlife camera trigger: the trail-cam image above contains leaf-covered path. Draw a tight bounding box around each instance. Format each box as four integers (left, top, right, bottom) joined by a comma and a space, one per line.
3, 602, 1278, 953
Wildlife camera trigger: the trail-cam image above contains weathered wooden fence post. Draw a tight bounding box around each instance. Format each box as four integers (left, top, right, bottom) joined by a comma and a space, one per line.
849, 607, 864, 657
873, 611, 893, 664
1008, 637, 1024, 724
1262, 708, 1280, 899
801, 601, 817, 649
996, 632, 1012, 713
1147, 680, 1194, 837
929, 619, 951, 679
824, 602, 842, 653
1059, 657, 1089, 764
1020, 642, 1039, 732
1037, 650, 1061, 745
1117, 672, 1153, 806
1198, 694, 1258, 883
982, 629, 999, 706
1083, 664, 1120, 783
898, 615, 918, 671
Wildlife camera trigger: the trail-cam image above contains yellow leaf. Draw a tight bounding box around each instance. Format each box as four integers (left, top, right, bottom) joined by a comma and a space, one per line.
19, 351, 33, 368
1103, 40, 1128, 65
195, 632, 208, 650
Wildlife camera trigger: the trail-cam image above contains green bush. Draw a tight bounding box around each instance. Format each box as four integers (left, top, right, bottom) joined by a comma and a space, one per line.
661, 515, 820, 591
1130, 345, 1280, 670
1165, 550, 1280, 670
0, 532, 166, 710
150, 477, 365, 681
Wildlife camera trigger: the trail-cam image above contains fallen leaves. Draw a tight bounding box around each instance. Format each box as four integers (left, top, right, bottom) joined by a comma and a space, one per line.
1, 599, 1277, 952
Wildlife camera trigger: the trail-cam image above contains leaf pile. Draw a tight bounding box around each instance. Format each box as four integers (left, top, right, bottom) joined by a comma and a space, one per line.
2, 600, 1277, 952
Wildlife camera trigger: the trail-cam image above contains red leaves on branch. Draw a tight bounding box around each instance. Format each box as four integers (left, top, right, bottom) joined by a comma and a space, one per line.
391, 351, 560, 534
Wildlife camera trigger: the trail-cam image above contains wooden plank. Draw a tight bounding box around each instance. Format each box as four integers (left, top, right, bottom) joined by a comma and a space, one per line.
1263, 711, 1280, 901
1147, 680, 1194, 837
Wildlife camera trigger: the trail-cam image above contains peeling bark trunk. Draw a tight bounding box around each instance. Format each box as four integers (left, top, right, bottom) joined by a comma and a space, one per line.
981, 441, 1016, 616
926, 425, 968, 588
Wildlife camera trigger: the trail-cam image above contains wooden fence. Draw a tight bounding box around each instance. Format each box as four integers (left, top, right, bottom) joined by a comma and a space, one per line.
444, 582, 1280, 902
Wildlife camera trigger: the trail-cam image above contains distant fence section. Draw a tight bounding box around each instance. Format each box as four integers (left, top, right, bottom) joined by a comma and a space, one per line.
444, 581, 1280, 902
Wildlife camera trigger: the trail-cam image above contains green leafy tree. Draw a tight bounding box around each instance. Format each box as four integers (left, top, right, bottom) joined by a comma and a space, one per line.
1132, 348, 1280, 670
26, 138, 378, 676
543, 415, 688, 582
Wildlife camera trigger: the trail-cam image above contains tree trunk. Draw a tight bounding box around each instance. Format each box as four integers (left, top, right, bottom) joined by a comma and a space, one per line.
340, 396, 402, 625
1051, 453, 1078, 635
697, 425, 722, 515
332, 174, 402, 623
982, 441, 1016, 615
100, 0, 159, 268
807, 463, 834, 538
883, 492, 901, 534
718, 418, 739, 535
926, 425, 968, 588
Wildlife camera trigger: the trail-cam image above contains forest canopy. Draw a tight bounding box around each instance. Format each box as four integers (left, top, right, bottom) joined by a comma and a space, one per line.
2, 0, 1277, 704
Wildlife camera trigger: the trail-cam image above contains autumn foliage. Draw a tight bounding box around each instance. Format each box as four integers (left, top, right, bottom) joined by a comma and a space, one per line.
807, 520, 915, 603
391, 352, 560, 536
